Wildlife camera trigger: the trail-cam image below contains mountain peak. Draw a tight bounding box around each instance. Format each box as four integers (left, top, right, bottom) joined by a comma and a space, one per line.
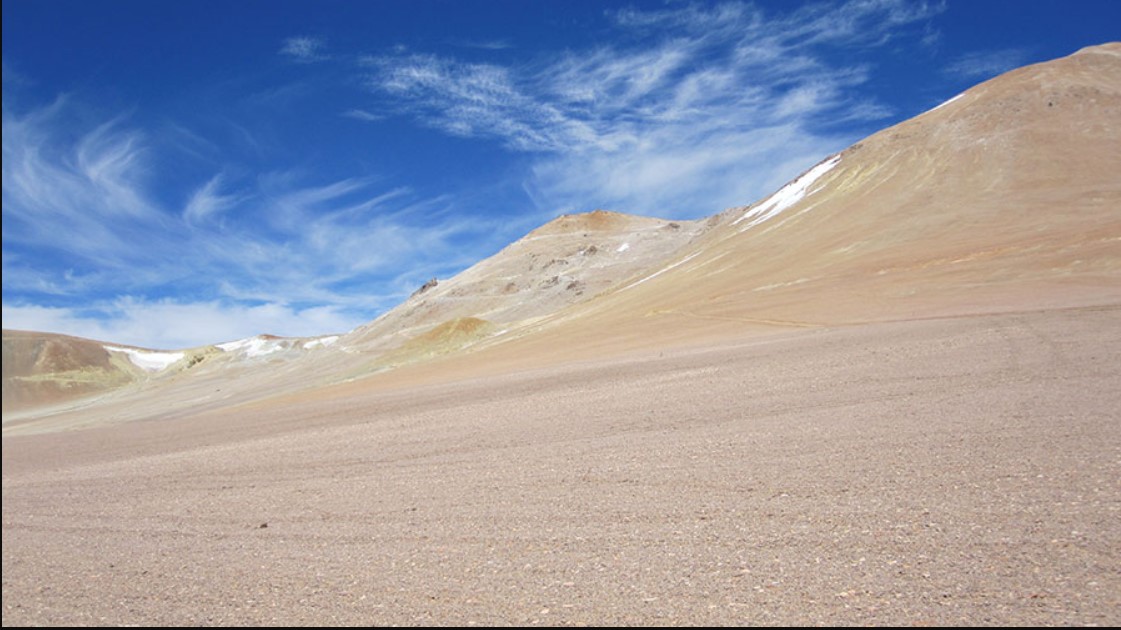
529, 209, 673, 237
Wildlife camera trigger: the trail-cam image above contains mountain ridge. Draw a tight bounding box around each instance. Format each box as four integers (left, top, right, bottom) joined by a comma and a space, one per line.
4, 42, 1119, 428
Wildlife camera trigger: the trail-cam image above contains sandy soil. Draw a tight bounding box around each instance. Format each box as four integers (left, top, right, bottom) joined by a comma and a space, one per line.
4, 305, 1119, 626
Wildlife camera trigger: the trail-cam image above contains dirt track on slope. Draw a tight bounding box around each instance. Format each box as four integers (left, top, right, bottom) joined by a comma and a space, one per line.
3, 306, 1120, 625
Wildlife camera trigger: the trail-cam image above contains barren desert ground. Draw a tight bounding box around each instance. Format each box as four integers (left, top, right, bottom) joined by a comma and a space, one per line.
4, 305, 1119, 625
5, 42, 1121, 627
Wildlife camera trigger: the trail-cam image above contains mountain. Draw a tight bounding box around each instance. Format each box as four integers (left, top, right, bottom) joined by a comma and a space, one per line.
0, 329, 346, 429
2, 330, 145, 412
341, 210, 705, 360
334, 41, 1121, 380
3, 43, 1119, 429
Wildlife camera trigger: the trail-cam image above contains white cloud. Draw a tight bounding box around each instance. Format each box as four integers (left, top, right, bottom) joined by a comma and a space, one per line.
2, 100, 511, 348
2, 299, 365, 349
613, 1, 758, 35
527, 122, 849, 218
944, 48, 1030, 80
341, 108, 384, 122
183, 174, 242, 224
280, 36, 328, 62
364, 53, 587, 151
2, 102, 176, 266
449, 38, 513, 51
360, 0, 941, 217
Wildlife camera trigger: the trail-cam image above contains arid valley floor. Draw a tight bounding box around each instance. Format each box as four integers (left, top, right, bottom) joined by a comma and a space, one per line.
5, 306, 1121, 625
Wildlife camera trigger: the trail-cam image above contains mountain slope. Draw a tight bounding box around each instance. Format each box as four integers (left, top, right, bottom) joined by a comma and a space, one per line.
341, 210, 704, 361
456, 42, 1121, 364
4, 44, 1119, 430
0, 211, 704, 420
0, 329, 348, 423
1, 330, 145, 412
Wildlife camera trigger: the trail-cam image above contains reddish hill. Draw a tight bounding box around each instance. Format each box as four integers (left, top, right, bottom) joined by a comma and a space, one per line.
1, 330, 140, 412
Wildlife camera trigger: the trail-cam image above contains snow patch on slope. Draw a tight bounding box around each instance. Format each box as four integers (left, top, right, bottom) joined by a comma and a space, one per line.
216, 336, 286, 358
620, 252, 702, 291
104, 346, 184, 372
303, 336, 339, 350
927, 93, 963, 114
733, 156, 841, 229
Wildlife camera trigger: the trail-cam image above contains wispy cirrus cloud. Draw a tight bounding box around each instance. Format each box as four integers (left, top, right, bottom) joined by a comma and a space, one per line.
2, 97, 177, 268
944, 48, 1031, 80
341, 108, 385, 122
359, 0, 943, 216
449, 38, 514, 51
362, 53, 590, 152
183, 174, 245, 225
1, 98, 503, 348
280, 36, 329, 62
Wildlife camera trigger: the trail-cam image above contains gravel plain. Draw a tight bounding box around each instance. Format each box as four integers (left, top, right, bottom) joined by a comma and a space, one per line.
3, 306, 1120, 625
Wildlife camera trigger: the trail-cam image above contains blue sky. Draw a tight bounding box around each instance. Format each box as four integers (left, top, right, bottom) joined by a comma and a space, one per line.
3, 0, 1117, 349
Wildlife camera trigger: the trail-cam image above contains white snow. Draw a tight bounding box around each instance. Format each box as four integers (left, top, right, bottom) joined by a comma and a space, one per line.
216, 336, 285, 358
621, 252, 701, 291
753, 278, 810, 292
302, 335, 339, 350
928, 93, 963, 113
733, 156, 841, 228
616, 242, 631, 253
216, 338, 251, 352
103, 346, 184, 372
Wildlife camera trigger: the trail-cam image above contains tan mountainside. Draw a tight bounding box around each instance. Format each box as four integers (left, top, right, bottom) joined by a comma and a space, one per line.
0, 328, 343, 419
3, 43, 1119, 429
342, 210, 704, 358
572, 42, 1120, 329
326, 41, 1121, 383
1, 210, 705, 421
